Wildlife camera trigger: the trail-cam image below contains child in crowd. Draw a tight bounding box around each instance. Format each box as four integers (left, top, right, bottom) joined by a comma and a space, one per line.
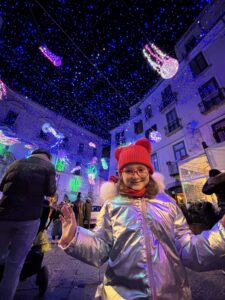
59, 138, 225, 300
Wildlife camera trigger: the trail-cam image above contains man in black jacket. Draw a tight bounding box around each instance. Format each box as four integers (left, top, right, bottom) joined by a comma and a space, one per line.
202, 169, 225, 218
0, 149, 56, 300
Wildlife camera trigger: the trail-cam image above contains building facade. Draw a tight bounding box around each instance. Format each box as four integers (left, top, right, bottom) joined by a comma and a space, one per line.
0, 87, 109, 203
109, 0, 225, 204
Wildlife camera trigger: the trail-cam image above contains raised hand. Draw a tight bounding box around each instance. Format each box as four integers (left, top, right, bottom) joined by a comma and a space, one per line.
59, 205, 77, 248
221, 214, 225, 228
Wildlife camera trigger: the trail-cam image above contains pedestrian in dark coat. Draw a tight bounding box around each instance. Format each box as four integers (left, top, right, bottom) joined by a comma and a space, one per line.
202, 169, 225, 218
84, 196, 92, 229
73, 192, 85, 227
38, 199, 51, 233
0, 149, 56, 300
50, 203, 63, 240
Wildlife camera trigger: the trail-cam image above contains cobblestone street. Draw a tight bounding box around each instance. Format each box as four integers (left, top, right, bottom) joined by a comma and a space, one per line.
14, 243, 225, 300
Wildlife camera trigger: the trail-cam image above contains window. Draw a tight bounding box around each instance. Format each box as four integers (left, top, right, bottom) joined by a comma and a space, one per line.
115, 131, 126, 146
93, 147, 97, 157
173, 141, 187, 161
145, 124, 157, 139
185, 36, 197, 53
189, 52, 208, 77
74, 162, 81, 175
78, 143, 84, 154
134, 120, 143, 135
212, 118, 225, 143
115, 132, 120, 146
120, 130, 126, 145
102, 145, 110, 158
136, 107, 141, 115
159, 85, 176, 112
145, 104, 152, 120
151, 153, 159, 172
4, 110, 18, 125
165, 109, 181, 134
161, 85, 173, 102
198, 77, 219, 100
166, 108, 177, 123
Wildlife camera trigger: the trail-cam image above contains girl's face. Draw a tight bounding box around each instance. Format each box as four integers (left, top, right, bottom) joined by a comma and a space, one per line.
121, 163, 150, 190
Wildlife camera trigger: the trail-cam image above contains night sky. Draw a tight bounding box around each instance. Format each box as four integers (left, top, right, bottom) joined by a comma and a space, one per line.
0, 0, 210, 139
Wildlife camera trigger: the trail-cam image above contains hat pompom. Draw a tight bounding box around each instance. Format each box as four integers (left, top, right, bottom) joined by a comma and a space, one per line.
135, 138, 151, 153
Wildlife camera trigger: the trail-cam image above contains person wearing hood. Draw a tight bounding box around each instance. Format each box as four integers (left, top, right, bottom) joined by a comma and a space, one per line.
0, 149, 56, 300
202, 169, 225, 218
59, 138, 225, 300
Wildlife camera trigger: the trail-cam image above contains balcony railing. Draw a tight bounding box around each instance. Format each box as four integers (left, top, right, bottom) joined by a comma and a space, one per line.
159, 93, 177, 112
167, 161, 179, 177
164, 118, 182, 136
198, 88, 225, 114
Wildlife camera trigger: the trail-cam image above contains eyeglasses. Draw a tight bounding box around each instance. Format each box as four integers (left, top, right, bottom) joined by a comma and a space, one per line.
122, 167, 149, 177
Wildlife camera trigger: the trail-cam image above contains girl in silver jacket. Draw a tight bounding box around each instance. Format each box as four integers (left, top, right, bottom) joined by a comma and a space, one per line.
59, 138, 225, 300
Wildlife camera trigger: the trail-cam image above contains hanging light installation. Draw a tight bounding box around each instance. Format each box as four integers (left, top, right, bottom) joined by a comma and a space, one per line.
149, 130, 162, 143
0, 80, 7, 100
39, 45, 62, 67
42, 123, 64, 139
143, 43, 179, 79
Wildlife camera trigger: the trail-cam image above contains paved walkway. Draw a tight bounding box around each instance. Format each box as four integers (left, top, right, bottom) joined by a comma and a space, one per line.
15, 243, 225, 300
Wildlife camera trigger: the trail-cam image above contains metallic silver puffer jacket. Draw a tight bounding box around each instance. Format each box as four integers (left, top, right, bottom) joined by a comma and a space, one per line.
65, 193, 225, 300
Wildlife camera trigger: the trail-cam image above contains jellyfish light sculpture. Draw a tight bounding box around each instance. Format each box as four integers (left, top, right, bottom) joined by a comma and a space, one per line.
0, 80, 7, 100
39, 45, 62, 67
143, 43, 179, 79
42, 123, 64, 140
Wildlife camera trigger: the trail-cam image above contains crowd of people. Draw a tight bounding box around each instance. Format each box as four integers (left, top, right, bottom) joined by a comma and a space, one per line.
48, 192, 93, 241
0, 141, 225, 300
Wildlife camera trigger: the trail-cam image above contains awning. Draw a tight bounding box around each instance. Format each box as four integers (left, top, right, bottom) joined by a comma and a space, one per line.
205, 141, 225, 170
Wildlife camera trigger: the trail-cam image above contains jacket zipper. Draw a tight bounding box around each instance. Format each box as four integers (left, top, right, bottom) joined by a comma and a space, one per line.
141, 198, 156, 300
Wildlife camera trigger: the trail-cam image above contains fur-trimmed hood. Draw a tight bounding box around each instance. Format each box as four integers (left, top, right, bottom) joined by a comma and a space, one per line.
99, 172, 165, 202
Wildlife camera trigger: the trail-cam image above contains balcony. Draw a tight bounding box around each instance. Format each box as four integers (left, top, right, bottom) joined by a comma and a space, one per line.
198, 88, 225, 114
159, 93, 177, 113
164, 118, 183, 136
167, 161, 179, 177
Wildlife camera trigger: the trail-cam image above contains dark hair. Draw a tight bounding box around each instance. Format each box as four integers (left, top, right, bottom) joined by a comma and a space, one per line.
76, 192, 81, 200
117, 175, 159, 199
209, 169, 221, 177
31, 148, 52, 160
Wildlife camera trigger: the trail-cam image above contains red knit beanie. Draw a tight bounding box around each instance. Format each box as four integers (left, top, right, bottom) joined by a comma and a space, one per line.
115, 138, 154, 174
